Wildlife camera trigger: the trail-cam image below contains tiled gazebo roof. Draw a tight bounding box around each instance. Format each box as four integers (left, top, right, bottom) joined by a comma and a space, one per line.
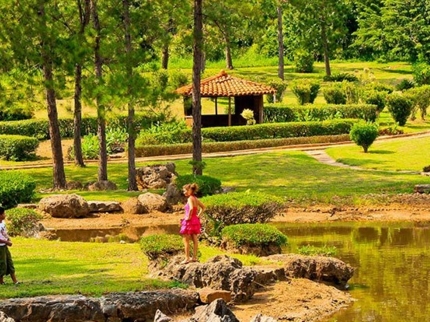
175, 70, 276, 97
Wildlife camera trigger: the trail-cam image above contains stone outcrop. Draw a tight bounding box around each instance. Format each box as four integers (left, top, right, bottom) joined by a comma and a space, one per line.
121, 197, 148, 214
87, 200, 122, 213
266, 254, 354, 288
0, 290, 199, 322
0, 311, 14, 322
84, 180, 117, 191
136, 163, 178, 190
163, 183, 184, 205
191, 298, 239, 322
38, 194, 90, 218
138, 192, 171, 212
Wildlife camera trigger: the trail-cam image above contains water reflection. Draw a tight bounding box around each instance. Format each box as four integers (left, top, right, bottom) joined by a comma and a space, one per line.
275, 222, 430, 322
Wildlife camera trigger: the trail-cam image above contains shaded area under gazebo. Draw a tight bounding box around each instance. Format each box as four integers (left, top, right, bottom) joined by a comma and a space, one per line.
175, 70, 276, 127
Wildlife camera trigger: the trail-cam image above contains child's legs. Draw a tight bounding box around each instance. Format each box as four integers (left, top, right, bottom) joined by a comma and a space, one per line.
191, 234, 199, 259
5, 248, 16, 282
182, 235, 191, 259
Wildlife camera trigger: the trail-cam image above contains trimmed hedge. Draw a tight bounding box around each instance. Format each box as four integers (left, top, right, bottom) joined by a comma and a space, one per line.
140, 234, 183, 260
221, 223, 287, 248
135, 134, 351, 157
264, 104, 378, 123
0, 134, 39, 161
0, 107, 33, 121
0, 171, 36, 209
0, 114, 162, 140
174, 175, 222, 197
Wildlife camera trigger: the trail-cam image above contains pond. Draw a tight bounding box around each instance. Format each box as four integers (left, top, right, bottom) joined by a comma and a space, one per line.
276, 222, 430, 322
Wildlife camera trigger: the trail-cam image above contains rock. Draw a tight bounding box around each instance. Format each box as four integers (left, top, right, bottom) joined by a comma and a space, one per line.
87, 201, 122, 213
38, 194, 90, 218
220, 241, 282, 257
154, 309, 172, 322
0, 290, 199, 322
198, 288, 232, 304
0, 311, 15, 322
85, 180, 118, 191
121, 197, 148, 214
158, 255, 257, 302
414, 184, 430, 194
163, 183, 184, 205
136, 163, 178, 190
191, 299, 239, 322
138, 192, 171, 212
266, 254, 354, 288
16, 203, 38, 209
250, 313, 277, 322
66, 181, 83, 190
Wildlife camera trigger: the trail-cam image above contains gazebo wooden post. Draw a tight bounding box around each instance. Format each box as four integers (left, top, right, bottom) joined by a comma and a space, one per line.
215, 97, 218, 115
228, 97, 232, 126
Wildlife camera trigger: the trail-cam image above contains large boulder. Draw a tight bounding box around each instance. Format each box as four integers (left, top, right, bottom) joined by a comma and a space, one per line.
163, 183, 184, 205
121, 197, 148, 214
266, 254, 354, 288
191, 298, 239, 322
136, 163, 178, 190
84, 180, 117, 191
138, 192, 171, 212
87, 201, 122, 213
38, 194, 90, 218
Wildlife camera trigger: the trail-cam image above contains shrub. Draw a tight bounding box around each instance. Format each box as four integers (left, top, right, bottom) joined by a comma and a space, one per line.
0, 135, 39, 161
240, 109, 256, 125
362, 90, 387, 113
290, 79, 320, 105
0, 171, 36, 209
365, 82, 394, 94
342, 81, 360, 104
412, 62, 430, 86
5, 208, 43, 237
0, 106, 33, 121
293, 49, 314, 73
323, 73, 358, 82
323, 83, 346, 104
136, 121, 192, 146
221, 223, 287, 248
174, 175, 222, 197
349, 121, 379, 153
386, 93, 413, 126
265, 80, 288, 103
140, 234, 183, 260
106, 127, 128, 153
404, 85, 430, 120
396, 79, 415, 91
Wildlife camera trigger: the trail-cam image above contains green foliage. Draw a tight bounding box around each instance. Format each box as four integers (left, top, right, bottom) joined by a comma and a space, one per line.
412, 62, 430, 86
68, 134, 99, 160
168, 70, 189, 89
265, 104, 378, 123
221, 223, 287, 248
323, 73, 358, 82
342, 81, 360, 104
0, 171, 36, 209
350, 121, 379, 153
290, 79, 320, 105
365, 82, 394, 94
293, 49, 314, 73
386, 93, 413, 126
240, 109, 256, 125
140, 234, 183, 260
0, 106, 33, 121
404, 85, 430, 120
297, 244, 337, 257
136, 121, 192, 145
362, 90, 387, 113
323, 83, 346, 104
396, 79, 415, 91
5, 208, 42, 237
265, 80, 288, 103
0, 135, 39, 161
106, 127, 128, 154
175, 174, 222, 197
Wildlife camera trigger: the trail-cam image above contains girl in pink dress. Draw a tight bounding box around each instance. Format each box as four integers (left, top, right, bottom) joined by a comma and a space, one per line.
180, 183, 205, 264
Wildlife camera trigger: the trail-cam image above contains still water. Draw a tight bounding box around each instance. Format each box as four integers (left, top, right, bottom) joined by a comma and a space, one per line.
276, 222, 430, 322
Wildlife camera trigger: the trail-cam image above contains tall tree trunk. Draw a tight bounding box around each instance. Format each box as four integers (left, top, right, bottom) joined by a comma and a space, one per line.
161, 43, 169, 69
224, 36, 234, 70
123, 0, 137, 191
192, 0, 203, 175
321, 22, 331, 76
73, 0, 91, 167
73, 63, 85, 167
91, 0, 108, 181
39, 3, 67, 189
277, 5, 284, 80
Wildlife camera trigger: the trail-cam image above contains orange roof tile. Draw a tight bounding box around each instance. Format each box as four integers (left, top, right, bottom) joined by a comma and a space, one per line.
175, 70, 276, 97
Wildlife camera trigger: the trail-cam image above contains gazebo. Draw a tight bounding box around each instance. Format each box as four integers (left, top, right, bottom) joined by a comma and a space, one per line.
175, 70, 276, 127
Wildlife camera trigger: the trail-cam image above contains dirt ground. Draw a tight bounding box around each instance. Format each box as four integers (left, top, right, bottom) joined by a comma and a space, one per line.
39, 195, 430, 322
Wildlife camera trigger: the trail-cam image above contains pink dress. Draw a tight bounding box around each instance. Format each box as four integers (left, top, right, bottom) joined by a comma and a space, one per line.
180, 199, 201, 235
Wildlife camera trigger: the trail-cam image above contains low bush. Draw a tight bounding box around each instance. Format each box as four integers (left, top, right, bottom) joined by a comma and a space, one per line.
0, 134, 39, 161
404, 85, 430, 120
396, 79, 415, 91
0, 106, 33, 121
265, 80, 288, 103
293, 49, 314, 73
174, 175, 222, 197
350, 121, 379, 153
221, 223, 287, 248
323, 83, 346, 104
140, 234, 183, 260
5, 208, 43, 237
290, 79, 320, 105
386, 93, 413, 126
362, 90, 387, 113
135, 134, 351, 157
323, 72, 358, 82
0, 171, 36, 209
412, 62, 430, 86
136, 121, 192, 146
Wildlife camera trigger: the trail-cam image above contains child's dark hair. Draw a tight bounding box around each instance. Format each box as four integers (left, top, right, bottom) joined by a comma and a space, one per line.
183, 183, 199, 194
0, 206, 4, 215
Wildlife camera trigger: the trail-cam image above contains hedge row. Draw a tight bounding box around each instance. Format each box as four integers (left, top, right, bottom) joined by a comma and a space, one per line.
264, 104, 378, 123
135, 134, 351, 157
0, 114, 163, 140
0, 135, 39, 161
0, 171, 36, 209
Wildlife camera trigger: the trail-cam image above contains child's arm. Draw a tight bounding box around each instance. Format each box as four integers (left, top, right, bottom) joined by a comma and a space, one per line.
0, 238, 12, 246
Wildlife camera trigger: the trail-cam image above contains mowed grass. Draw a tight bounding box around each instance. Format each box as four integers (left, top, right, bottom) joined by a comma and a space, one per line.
326, 135, 430, 172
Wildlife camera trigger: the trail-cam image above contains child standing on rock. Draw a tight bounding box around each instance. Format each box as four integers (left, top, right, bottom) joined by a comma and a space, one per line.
0, 206, 20, 285
180, 183, 205, 264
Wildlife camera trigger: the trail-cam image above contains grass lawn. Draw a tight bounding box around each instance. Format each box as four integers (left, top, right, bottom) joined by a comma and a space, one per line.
1, 238, 266, 299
